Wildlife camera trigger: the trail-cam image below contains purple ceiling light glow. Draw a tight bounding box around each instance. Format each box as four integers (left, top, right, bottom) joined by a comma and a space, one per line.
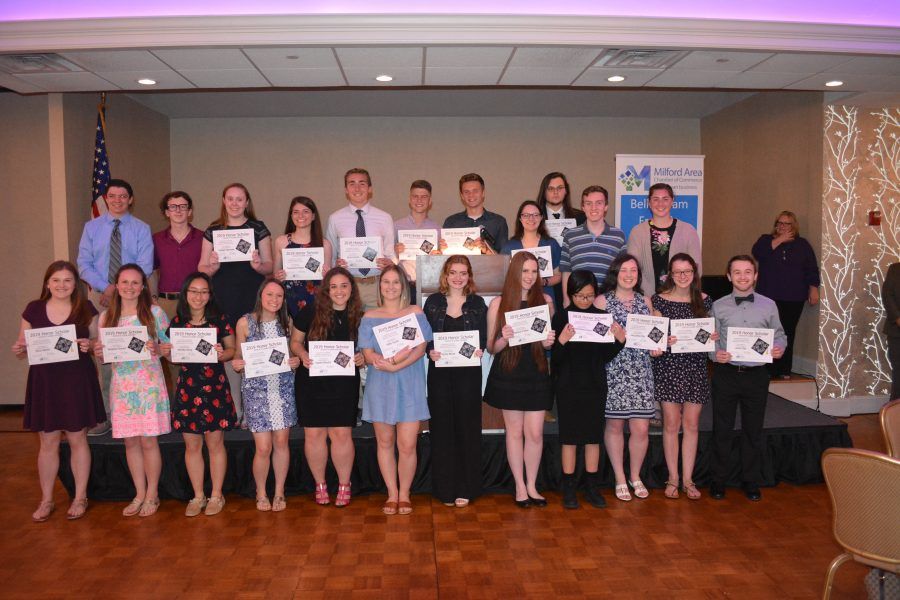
1, 0, 899, 27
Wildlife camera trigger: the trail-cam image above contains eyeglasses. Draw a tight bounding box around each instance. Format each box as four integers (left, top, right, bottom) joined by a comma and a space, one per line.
776, 221, 793, 226
572, 293, 596, 302
520, 213, 542, 220
672, 269, 694, 277
187, 288, 210, 295
167, 204, 190, 212
546, 185, 566, 193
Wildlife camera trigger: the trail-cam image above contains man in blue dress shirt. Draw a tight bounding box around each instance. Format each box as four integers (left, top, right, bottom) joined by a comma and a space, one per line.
709, 255, 786, 501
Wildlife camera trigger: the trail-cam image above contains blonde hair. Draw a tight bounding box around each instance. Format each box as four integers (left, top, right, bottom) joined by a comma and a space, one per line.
771, 210, 800, 237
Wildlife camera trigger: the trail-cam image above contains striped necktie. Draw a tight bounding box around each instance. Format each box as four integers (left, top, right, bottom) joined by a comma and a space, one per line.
355, 209, 369, 275
108, 218, 122, 283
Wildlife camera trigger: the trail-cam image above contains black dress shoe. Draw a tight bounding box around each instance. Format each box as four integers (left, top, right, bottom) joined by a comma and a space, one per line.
742, 485, 762, 502
527, 495, 548, 507
710, 483, 726, 500
514, 498, 532, 508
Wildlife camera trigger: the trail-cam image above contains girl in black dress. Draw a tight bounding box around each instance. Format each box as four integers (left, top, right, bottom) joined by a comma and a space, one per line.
290, 267, 365, 508
13, 261, 104, 521
160, 272, 237, 517
552, 270, 625, 509
424, 255, 487, 508
485, 252, 556, 507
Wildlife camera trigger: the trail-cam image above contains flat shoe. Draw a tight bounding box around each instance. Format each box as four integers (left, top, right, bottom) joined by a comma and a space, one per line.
454, 498, 470, 508
514, 498, 532, 508
664, 481, 680, 499
32, 500, 55, 522
204, 496, 226, 516
185, 495, 208, 517
139, 498, 160, 517
614, 484, 632, 502
122, 498, 143, 517
629, 480, 649, 499
398, 501, 413, 515
382, 501, 398, 515
271, 496, 287, 512
527, 495, 548, 507
67, 498, 88, 520
256, 496, 271, 512
682, 481, 702, 500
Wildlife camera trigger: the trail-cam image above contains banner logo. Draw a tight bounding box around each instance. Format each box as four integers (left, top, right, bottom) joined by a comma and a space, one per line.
618, 164, 651, 192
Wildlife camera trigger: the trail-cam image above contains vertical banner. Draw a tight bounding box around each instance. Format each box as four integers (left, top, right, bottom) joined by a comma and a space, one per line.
615, 154, 704, 242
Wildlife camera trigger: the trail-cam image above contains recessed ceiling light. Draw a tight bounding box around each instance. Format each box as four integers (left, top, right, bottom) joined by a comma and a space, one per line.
285, 55, 299, 60
136, 78, 156, 86
607, 75, 626, 83
825, 80, 844, 87
375, 74, 393, 82
715, 58, 730, 64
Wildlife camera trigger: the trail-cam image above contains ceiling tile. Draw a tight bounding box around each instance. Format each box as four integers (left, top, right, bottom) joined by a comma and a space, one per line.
95, 69, 194, 90
343, 67, 422, 86
425, 67, 503, 85
0, 71, 43, 93
243, 48, 338, 69
12, 71, 118, 92
262, 68, 347, 87
60, 50, 167, 71
573, 67, 664, 87
826, 55, 900, 76
501, 67, 589, 85
749, 53, 853, 73
508, 47, 601, 69
335, 47, 422, 69
715, 71, 810, 88
152, 48, 253, 70
426, 47, 513, 68
671, 50, 773, 71
646, 69, 742, 87
178, 68, 270, 88
786, 73, 900, 92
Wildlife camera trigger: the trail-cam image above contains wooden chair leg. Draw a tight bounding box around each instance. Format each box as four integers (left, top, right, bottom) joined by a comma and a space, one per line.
822, 553, 852, 600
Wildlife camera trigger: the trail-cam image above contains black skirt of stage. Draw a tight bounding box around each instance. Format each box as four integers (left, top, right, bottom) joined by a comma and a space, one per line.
59, 394, 852, 501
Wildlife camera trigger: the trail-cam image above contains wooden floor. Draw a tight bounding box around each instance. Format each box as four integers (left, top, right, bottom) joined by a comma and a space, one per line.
0, 407, 883, 599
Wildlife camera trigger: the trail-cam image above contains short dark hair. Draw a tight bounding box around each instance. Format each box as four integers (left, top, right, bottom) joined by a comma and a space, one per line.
159, 191, 193, 215
726, 254, 758, 274
648, 183, 674, 198
581, 185, 609, 204
410, 180, 432, 194
459, 173, 484, 192
107, 178, 133, 198
566, 269, 598, 298
344, 168, 371, 187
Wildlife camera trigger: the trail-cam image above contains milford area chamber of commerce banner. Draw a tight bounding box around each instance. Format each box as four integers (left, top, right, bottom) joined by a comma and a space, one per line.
615, 154, 704, 243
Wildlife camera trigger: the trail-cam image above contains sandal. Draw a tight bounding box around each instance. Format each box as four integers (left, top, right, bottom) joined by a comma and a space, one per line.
683, 481, 702, 500
398, 500, 413, 515
139, 498, 160, 517
335, 483, 351, 508
629, 480, 650, 499
32, 500, 55, 522
454, 498, 470, 508
664, 481, 680, 499
67, 498, 89, 520
256, 496, 272, 512
614, 484, 632, 502
272, 496, 287, 512
122, 498, 143, 517
314, 482, 330, 506
382, 500, 398, 515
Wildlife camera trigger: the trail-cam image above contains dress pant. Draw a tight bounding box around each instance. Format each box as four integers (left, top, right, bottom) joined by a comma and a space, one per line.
889, 335, 900, 400
711, 363, 770, 485
770, 300, 805, 378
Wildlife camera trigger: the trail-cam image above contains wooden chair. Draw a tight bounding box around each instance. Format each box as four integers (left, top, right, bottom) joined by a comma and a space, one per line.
880, 398, 900, 458
821, 448, 900, 599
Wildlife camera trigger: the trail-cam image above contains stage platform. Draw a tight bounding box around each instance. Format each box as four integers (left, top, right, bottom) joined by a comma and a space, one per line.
60, 394, 852, 501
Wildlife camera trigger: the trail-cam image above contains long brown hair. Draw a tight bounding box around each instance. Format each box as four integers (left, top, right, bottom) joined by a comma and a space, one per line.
438, 255, 477, 296
494, 252, 548, 373
38, 261, 93, 328
210, 182, 258, 227
249, 277, 291, 333
101, 264, 157, 338
283, 196, 324, 247
308, 267, 364, 343
658, 253, 707, 317
512, 200, 550, 241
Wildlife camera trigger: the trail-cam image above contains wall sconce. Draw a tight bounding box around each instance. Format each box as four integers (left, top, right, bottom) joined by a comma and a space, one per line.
867, 204, 882, 226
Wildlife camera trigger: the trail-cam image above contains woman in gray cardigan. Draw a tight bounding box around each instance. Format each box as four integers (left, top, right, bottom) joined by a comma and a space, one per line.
625, 183, 702, 296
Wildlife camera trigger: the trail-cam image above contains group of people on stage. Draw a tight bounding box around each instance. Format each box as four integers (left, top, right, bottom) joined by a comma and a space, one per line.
17, 168, 825, 522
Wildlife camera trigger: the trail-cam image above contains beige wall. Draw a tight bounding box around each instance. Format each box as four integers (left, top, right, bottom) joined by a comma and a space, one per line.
171, 116, 701, 234
701, 91, 825, 370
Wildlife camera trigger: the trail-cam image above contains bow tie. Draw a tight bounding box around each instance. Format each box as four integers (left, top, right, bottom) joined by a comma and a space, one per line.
735, 294, 754, 305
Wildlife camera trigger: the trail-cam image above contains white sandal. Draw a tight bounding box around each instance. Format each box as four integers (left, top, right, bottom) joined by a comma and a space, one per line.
614, 483, 632, 502
629, 480, 649, 499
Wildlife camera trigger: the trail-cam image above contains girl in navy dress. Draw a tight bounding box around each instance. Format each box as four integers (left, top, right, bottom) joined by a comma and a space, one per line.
273, 196, 334, 318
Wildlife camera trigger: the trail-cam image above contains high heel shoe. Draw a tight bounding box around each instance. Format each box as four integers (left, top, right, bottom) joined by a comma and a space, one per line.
335, 483, 351, 508
314, 482, 330, 506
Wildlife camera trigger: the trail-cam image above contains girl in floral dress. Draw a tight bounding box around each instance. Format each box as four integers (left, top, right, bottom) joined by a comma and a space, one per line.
95, 264, 170, 517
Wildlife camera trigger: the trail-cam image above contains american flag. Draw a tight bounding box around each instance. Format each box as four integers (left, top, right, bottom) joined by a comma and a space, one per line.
91, 100, 110, 218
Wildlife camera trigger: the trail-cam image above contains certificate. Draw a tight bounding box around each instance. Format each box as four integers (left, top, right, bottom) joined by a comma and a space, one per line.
545, 218, 577, 245
100, 326, 151, 363
625, 314, 670, 351
670, 318, 716, 354
511, 246, 553, 278
433, 330, 481, 368
397, 229, 438, 260
170, 327, 218, 364
568, 312, 614, 343
726, 327, 775, 363
372, 313, 425, 359
241, 337, 291, 378
308, 341, 356, 377
24, 324, 79, 365
441, 227, 482, 255
212, 228, 255, 263
282, 247, 325, 281
505, 304, 551, 347
340, 236, 383, 270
